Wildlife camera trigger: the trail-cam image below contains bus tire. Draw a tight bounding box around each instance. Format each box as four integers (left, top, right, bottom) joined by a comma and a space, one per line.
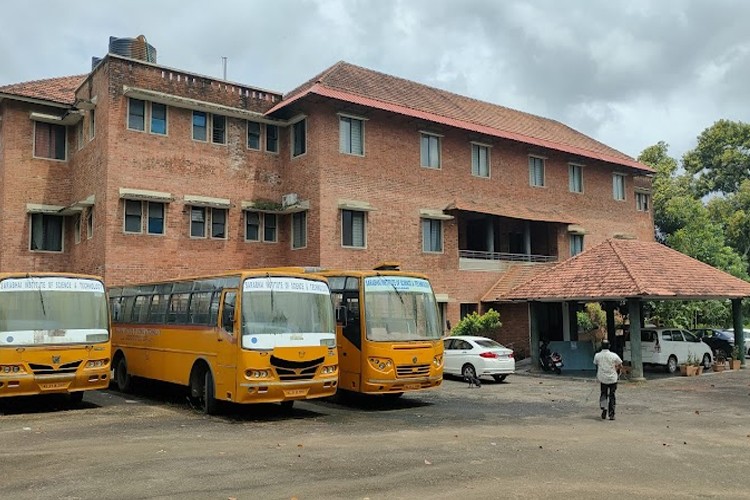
115, 356, 132, 393
280, 400, 294, 411
68, 391, 84, 406
199, 368, 218, 415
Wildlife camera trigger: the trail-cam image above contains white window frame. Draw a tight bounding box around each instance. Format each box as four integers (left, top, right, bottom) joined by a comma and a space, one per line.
127, 98, 146, 132
613, 173, 626, 201
29, 213, 64, 253
471, 142, 491, 178
422, 218, 444, 253
149, 102, 168, 136
420, 132, 442, 169
210, 207, 228, 240
265, 124, 279, 154
341, 209, 366, 249
247, 121, 262, 151
190, 206, 207, 238
86, 207, 94, 240
339, 113, 366, 156
211, 115, 227, 145
146, 202, 166, 235
89, 108, 96, 141
192, 111, 208, 142
568, 163, 583, 193
636, 192, 650, 212
570, 234, 584, 257
292, 211, 307, 249
529, 156, 545, 187
74, 213, 81, 244
124, 200, 144, 234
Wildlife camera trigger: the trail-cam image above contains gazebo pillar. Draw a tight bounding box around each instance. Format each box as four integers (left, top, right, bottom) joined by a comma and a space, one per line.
628, 298, 645, 381
529, 301, 540, 371
732, 299, 745, 369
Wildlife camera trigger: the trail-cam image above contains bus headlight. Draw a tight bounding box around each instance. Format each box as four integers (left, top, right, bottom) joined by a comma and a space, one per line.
1, 365, 25, 374
245, 370, 271, 379
433, 355, 443, 367
85, 359, 109, 369
321, 365, 338, 375
320, 338, 336, 348
368, 357, 393, 372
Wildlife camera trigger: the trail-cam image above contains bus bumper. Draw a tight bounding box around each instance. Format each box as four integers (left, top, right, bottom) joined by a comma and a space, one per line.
362, 375, 443, 395
0, 368, 110, 398
237, 376, 338, 404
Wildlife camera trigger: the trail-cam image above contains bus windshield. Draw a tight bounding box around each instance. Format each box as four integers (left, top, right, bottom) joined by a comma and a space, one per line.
0, 277, 109, 346
364, 276, 441, 342
241, 277, 335, 348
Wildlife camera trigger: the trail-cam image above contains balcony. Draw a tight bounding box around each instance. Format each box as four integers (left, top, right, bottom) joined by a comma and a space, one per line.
459, 250, 558, 271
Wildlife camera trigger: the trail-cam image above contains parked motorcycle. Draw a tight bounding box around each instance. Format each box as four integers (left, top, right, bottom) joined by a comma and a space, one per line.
540, 351, 564, 374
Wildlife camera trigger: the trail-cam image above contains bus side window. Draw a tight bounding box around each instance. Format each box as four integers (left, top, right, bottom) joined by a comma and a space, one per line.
221, 290, 237, 334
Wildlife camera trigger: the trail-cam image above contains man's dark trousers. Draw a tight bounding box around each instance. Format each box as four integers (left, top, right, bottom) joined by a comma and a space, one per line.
599, 382, 617, 418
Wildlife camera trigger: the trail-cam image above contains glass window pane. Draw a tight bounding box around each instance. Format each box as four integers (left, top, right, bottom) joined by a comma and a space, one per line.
212, 115, 226, 144
245, 211, 260, 241
147, 202, 164, 234
191, 207, 205, 237
247, 121, 261, 149
266, 124, 279, 152
150, 103, 167, 135
193, 111, 207, 141
125, 200, 142, 233
211, 208, 226, 238
264, 213, 277, 242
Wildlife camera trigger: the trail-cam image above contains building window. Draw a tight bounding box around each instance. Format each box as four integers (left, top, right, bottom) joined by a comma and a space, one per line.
420, 133, 441, 169
613, 174, 626, 201
570, 234, 584, 256
529, 156, 545, 187
89, 109, 96, 140
211, 208, 227, 239
245, 211, 278, 242
266, 124, 279, 153
128, 98, 146, 131
569, 164, 583, 193
147, 202, 165, 234
193, 111, 207, 141
124, 200, 143, 233
212, 115, 226, 144
30, 214, 63, 252
636, 192, 650, 211
34, 122, 66, 160
86, 207, 94, 239
74, 214, 81, 244
264, 213, 277, 242
340, 116, 364, 155
190, 206, 206, 237
342, 210, 366, 248
422, 218, 443, 253
460, 303, 478, 319
150, 103, 167, 135
247, 121, 261, 150
292, 211, 307, 249
292, 119, 306, 157
471, 143, 490, 178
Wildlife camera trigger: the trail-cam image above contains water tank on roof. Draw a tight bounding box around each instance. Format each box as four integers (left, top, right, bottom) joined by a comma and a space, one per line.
108, 35, 157, 63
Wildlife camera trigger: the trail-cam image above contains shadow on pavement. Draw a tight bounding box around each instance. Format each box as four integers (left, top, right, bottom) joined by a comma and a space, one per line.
0, 393, 98, 415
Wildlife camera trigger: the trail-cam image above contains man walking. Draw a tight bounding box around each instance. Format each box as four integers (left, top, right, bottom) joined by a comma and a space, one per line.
593, 339, 622, 420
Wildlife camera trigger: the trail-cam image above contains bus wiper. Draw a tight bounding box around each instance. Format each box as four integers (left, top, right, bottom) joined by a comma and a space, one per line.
266, 273, 274, 312
35, 277, 47, 317
389, 281, 405, 305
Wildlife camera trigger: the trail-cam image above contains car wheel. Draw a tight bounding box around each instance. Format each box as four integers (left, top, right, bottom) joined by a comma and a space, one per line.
702, 354, 711, 369
492, 375, 507, 383
666, 355, 678, 374
461, 364, 477, 380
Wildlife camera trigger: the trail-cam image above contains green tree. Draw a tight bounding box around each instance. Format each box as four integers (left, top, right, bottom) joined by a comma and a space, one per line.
451, 309, 502, 338
683, 120, 750, 197
707, 179, 750, 261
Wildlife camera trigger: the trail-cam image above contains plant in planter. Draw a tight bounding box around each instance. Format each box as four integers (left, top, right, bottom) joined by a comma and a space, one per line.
730, 345, 743, 370
713, 350, 727, 372
682, 353, 701, 376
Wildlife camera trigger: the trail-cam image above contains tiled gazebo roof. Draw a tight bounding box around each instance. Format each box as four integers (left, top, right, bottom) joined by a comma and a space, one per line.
501, 239, 750, 302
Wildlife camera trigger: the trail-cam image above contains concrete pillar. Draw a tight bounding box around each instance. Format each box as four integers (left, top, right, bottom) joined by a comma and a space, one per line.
562, 301, 570, 341
732, 298, 745, 368
529, 301, 540, 371
628, 298, 645, 381
524, 221, 531, 256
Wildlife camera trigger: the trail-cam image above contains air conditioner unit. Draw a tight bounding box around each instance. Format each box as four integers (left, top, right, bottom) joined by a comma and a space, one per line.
281, 193, 299, 207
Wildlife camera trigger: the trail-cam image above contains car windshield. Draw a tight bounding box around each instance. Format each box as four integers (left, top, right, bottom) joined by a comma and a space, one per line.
0, 277, 109, 345
363, 276, 441, 342
475, 339, 505, 349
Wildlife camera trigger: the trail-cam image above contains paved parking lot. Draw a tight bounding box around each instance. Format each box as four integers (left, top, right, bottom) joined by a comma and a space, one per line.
2, 369, 750, 499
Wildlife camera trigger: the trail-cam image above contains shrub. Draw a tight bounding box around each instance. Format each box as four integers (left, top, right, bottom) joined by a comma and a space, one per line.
451, 309, 502, 338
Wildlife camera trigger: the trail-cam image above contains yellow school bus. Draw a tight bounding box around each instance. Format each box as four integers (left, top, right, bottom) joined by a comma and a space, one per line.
307, 266, 443, 397
108, 270, 338, 414
0, 273, 111, 403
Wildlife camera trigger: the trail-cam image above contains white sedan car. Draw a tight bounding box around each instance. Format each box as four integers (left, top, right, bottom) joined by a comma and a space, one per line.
442, 335, 515, 382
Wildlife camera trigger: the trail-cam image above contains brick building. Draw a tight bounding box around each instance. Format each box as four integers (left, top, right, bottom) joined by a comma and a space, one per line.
0, 38, 654, 353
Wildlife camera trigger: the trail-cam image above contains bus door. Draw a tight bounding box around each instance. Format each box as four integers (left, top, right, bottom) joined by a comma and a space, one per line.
217, 289, 238, 401
334, 291, 362, 391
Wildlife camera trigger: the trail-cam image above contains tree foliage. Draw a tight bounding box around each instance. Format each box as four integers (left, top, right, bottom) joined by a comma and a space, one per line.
451, 309, 502, 338
683, 120, 750, 197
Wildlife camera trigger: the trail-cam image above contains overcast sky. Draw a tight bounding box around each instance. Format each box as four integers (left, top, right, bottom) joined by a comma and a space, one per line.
1, 0, 748, 162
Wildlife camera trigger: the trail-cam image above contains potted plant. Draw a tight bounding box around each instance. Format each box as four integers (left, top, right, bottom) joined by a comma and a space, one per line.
713, 350, 727, 372
681, 353, 701, 376
730, 345, 743, 370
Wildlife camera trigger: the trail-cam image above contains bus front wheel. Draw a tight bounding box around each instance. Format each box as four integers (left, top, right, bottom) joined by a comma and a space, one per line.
115, 356, 132, 393
191, 367, 218, 415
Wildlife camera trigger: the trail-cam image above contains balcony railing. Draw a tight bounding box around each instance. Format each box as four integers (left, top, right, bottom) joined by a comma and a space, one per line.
459, 250, 558, 263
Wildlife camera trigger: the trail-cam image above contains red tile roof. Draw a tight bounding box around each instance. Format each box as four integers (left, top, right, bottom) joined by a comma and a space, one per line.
269, 62, 653, 173
0, 75, 87, 105
500, 239, 750, 301
481, 263, 557, 302
445, 199, 577, 224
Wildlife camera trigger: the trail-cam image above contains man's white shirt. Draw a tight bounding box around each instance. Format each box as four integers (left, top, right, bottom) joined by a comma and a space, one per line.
594, 349, 622, 384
